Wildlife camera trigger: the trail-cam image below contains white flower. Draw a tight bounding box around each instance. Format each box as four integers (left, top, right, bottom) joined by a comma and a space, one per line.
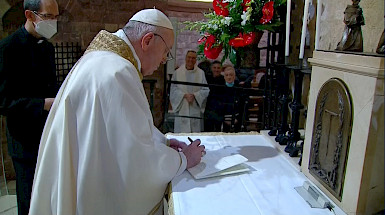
241, 11, 248, 26
221, 17, 232, 26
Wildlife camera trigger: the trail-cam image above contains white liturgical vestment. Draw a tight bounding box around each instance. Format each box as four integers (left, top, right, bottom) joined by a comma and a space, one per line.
29, 29, 186, 215
170, 65, 209, 133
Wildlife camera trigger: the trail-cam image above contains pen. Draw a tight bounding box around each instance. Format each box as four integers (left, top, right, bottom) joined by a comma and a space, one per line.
188, 137, 205, 156
188, 137, 200, 146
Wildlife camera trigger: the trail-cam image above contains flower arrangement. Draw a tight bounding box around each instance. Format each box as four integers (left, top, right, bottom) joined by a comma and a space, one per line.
185, 0, 285, 64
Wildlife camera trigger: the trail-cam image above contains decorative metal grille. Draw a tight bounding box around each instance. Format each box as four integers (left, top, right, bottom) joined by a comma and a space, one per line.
55, 42, 82, 86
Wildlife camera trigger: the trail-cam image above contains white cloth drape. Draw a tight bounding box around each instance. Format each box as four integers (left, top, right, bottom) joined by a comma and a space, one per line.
168, 134, 342, 215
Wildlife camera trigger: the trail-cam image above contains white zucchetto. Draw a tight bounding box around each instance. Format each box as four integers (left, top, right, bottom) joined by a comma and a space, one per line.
130, 8, 173, 30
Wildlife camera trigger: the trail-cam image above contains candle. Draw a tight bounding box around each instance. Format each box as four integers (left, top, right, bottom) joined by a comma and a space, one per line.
315, 0, 321, 50
285, 0, 291, 56
299, 0, 310, 59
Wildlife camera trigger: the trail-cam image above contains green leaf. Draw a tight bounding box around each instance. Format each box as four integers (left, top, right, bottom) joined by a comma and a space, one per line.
220, 33, 230, 42
221, 47, 228, 64
275, 0, 287, 7
229, 48, 237, 65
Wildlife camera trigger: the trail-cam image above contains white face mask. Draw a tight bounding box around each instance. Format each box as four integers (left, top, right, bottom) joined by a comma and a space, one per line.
34, 18, 57, 39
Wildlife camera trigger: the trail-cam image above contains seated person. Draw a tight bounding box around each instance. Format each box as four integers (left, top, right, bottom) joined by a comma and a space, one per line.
204, 61, 225, 132
235, 67, 254, 88
222, 66, 242, 132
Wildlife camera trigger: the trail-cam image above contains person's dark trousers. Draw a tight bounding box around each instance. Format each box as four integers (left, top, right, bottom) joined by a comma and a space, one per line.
204, 109, 223, 132
6, 125, 40, 215
205, 120, 222, 132
11, 157, 37, 215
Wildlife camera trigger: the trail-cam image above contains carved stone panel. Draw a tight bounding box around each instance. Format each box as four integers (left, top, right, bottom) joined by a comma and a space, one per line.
308, 78, 353, 201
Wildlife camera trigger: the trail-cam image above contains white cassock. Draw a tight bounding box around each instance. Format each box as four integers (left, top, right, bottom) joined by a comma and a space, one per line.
29, 29, 186, 215
170, 65, 209, 133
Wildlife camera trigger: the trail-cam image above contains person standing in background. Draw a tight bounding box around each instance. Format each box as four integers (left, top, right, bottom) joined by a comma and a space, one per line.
0, 0, 59, 214
204, 60, 225, 132
170, 50, 209, 133
205, 60, 223, 85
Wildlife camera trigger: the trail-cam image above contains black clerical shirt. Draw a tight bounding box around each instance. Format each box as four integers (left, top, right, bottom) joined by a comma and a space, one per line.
0, 26, 58, 159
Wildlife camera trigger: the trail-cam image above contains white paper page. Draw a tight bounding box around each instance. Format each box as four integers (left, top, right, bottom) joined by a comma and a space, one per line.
187, 149, 248, 179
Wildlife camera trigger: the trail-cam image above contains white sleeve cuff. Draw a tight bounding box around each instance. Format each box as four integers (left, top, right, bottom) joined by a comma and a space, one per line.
175, 152, 187, 176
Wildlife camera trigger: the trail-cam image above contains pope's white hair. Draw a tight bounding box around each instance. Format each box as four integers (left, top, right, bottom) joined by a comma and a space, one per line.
123, 21, 161, 42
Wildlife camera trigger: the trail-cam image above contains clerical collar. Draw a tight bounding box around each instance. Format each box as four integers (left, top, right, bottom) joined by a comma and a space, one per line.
21, 26, 46, 44
185, 66, 195, 72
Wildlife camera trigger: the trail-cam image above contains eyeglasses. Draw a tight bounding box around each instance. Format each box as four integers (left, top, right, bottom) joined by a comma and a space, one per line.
33, 11, 59, 20
153, 33, 174, 62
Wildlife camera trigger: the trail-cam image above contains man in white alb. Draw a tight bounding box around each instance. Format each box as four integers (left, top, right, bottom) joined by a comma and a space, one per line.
29, 9, 205, 215
170, 50, 209, 133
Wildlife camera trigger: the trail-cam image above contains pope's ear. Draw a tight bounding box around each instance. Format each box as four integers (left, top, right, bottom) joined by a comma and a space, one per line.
141, 32, 155, 51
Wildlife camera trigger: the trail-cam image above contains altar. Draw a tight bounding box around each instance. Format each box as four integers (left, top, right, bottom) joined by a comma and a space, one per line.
166, 133, 345, 215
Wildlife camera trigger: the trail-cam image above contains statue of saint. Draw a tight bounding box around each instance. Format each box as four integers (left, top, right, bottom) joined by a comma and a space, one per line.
336, 0, 365, 52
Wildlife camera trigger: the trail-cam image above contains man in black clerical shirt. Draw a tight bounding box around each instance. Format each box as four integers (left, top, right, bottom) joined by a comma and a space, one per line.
204, 61, 225, 132
0, 0, 59, 214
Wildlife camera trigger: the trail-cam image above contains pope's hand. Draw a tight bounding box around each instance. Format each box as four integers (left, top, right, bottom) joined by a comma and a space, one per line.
182, 139, 205, 169
169, 139, 188, 152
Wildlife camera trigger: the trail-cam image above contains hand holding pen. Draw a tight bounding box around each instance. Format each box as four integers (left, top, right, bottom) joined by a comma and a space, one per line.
188, 137, 206, 157
182, 137, 206, 169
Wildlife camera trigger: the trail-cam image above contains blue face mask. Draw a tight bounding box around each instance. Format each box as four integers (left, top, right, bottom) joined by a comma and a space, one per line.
226, 82, 234, 87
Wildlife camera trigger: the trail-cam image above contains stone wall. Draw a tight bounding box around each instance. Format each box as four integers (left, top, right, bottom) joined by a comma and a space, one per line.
167, 0, 211, 68
168, 11, 204, 68
54, 0, 169, 49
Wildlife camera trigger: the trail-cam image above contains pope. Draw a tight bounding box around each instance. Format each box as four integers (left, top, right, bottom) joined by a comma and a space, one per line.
29, 8, 205, 215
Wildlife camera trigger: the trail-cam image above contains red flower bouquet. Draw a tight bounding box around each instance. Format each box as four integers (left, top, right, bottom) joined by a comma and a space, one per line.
185, 0, 285, 64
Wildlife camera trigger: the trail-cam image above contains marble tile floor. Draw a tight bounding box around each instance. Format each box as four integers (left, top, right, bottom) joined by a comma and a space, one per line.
0, 180, 17, 215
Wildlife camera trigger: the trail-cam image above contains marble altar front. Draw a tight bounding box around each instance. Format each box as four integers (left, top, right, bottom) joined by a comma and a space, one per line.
304, 51, 384, 215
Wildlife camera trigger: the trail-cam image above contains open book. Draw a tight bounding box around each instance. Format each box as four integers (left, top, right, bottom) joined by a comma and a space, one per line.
187, 148, 250, 179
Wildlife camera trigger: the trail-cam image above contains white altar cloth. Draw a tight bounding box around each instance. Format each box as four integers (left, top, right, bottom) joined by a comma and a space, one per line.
167, 134, 339, 215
